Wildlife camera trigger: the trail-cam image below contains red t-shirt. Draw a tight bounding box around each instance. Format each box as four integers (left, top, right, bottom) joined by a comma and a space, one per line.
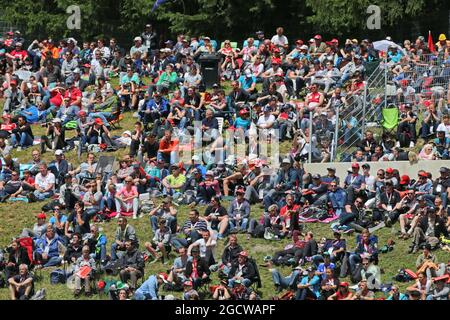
170, 97, 185, 106
280, 204, 300, 219
1, 123, 16, 132
50, 90, 63, 108
64, 87, 82, 107
307, 92, 321, 104
10, 50, 28, 60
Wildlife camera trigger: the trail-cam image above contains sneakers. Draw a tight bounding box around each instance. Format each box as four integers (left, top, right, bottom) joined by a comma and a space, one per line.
395, 141, 400, 148
409, 141, 415, 148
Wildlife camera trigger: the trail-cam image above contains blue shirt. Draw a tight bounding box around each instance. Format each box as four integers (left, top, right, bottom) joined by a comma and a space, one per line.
317, 262, 335, 280
239, 75, 256, 90
136, 275, 159, 300
49, 215, 68, 226
234, 117, 251, 130
344, 174, 365, 189
299, 275, 321, 298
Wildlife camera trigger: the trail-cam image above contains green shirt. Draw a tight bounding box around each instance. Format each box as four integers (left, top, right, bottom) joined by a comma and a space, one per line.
166, 174, 186, 188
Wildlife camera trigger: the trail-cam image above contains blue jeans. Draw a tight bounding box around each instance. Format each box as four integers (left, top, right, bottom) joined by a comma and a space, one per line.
134, 290, 155, 300
90, 245, 107, 262
271, 269, 300, 289
229, 218, 249, 231
228, 278, 251, 288
111, 242, 125, 261
171, 230, 202, 249
150, 215, 177, 234
349, 253, 361, 273
157, 151, 178, 165
59, 105, 80, 124
90, 112, 112, 126
43, 256, 62, 268
33, 190, 54, 201
11, 132, 34, 148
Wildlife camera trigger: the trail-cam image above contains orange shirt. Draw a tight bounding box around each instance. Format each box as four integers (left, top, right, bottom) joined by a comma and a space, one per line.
42, 46, 60, 60
159, 138, 179, 153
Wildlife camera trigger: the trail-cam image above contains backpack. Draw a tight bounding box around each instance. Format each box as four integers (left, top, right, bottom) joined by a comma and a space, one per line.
64, 121, 78, 130
248, 257, 262, 288
50, 269, 67, 284
393, 269, 414, 282
350, 263, 363, 284
30, 288, 46, 300
251, 224, 265, 238
398, 131, 411, 148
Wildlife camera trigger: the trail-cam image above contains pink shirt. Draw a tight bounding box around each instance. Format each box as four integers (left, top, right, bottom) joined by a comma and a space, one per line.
116, 186, 138, 204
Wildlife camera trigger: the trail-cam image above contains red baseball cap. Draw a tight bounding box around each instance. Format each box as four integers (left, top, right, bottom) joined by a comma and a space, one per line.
94, 118, 103, 125
37, 213, 46, 219
399, 175, 410, 185
239, 251, 249, 258
351, 163, 360, 169
386, 168, 394, 174
314, 35, 322, 40
79, 110, 86, 117
339, 282, 349, 287
10, 80, 17, 85
418, 172, 428, 178
239, 109, 249, 116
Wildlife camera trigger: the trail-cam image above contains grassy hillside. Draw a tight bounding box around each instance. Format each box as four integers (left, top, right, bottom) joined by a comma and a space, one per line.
0, 78, 447, 300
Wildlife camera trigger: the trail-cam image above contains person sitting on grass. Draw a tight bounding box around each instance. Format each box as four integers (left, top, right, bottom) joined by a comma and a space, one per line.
161, 165, 186, 199
8, 264, 34, 300
111, 217, 137, 261
32, 163, 55, 202
188, 229, 217, 267
203, 196, 229, 240
115, 176, 139, 220
118, 240, 145, 292
73, 245, 96, 298
4, 239, 31, 280
172, 209, 208, 249
227, 187, 251, 234
295, 266, 321, 300
228, 251, 255, 288
327, 282, 354, 300
145, 218, 172, 265
35, 225, 65, 268
134, 273, 166, 300
184, 246, 210, 290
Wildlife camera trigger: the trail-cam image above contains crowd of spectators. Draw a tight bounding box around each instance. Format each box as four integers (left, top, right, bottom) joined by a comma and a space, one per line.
0, 25, 449, 300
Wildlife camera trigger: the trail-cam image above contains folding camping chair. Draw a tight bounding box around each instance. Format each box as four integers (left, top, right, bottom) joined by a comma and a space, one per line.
18, 237, 42, 281
381, 105, 399, 135
80, 156, 116, 185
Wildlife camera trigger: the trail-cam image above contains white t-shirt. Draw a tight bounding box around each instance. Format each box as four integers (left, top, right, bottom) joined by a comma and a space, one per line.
257, 114, 276, 128
364, 175, 376, 192
35, 172, 56, 191
193, 232, 217, 258
436, 123, 450, 138
271, 35, 289, 47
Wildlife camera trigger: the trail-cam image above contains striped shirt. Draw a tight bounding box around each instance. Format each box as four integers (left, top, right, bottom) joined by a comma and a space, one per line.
182, 219, 208, 235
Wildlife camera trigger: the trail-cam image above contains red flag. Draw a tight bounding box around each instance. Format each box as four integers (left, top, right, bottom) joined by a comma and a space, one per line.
428, 31, 436, 53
